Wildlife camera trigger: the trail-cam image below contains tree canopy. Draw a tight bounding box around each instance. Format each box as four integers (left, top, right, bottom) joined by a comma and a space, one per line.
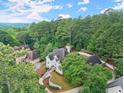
0, 43, 46, 93
62, 53, 112, 93
0, 11, 122, 92
0, 30, 15, 46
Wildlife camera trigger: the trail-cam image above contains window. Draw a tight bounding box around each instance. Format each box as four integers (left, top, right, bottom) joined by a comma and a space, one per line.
118, 89, 122, 93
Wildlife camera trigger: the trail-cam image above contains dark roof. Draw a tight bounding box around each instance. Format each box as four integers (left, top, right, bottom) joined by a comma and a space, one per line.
32, 51, 39, 60
107, 77, 123, 89
87, 55, 102, 64
48, 48, 67, 61
26, 50, 39, 60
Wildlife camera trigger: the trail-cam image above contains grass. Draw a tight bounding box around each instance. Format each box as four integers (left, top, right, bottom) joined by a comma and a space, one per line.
47, 71, 79, 93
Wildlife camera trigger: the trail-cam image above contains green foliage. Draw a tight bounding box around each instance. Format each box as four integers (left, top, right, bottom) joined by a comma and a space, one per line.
62, 53, 112, 93
41, 43, 55, 60
0, 30, 15, 46
90, 65, 113, 80
29, 21, 52, 41
5, 28, 20, 45
29, 11, 122, 64
0, 43, 46, 93
33, 38, 47, 55
0, 42, 15, 65
62, 53, 87, 85
55, 19, 73, 47
84, 76, 107, 93
14, 49, 29, 58
114, 58, 123, 78
6, 63, 46, 93
34, 40, 56, 60
79, 86, 90, 93
0, 43, 15, 93
0, 11, 122, 92
17, 32, 34, 47
87, 12, 123, 78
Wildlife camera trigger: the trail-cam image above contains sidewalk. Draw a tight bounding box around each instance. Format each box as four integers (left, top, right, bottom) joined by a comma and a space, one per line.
60, 86, 82, 93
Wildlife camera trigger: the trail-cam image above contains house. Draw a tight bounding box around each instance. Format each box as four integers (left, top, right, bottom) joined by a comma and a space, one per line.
26, 50, 39, 61
107, 77, 123, 93
46, 55, 63, 75
79, 51, 115, 70
87, 55, 102, 64
104, 8, 113, 15
46, 46, 71, 75
16, 50, 39, 64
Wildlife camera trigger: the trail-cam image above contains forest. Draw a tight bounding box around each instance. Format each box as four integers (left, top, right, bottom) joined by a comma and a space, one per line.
0, 11, 123, 93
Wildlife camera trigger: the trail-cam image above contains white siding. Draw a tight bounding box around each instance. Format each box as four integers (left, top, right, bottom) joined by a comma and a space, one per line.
107, 86, 123, 93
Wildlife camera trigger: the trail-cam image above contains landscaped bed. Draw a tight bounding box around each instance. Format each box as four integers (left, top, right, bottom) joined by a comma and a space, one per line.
48, 71, 80, 93
36, 63, 47, 76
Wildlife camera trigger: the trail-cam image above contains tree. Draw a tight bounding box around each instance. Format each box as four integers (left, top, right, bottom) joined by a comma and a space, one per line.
62, 53, 112, 93
87, 12, 123, 78
0, 43, 46, 93
28, 11, 122, 78
0, 30, 15, 46
62, 53, 87, 85
41, 43, 56, 60
17, 32, 34, 47
0, 42, 15, 65
114, 58, 123, 78
55, 19, 73, 47
6, 63, 46, 93
29, 21, 51, 41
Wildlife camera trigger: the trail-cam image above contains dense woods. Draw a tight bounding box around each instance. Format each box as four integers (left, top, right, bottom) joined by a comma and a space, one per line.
29, 11, 122, 78
0, 43, 46, 93
0, 11, 122, 92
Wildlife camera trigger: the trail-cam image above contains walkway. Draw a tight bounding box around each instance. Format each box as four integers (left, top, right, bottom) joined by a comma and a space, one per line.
60, 86, 82, 93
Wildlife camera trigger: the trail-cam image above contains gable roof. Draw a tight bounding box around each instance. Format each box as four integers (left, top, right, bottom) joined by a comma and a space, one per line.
26, 50, 39, 60
107, 77, 123, 89
48, 48, 67, 61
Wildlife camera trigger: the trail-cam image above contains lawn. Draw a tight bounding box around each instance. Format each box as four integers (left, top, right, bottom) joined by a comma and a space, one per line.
48, 71, 79, 93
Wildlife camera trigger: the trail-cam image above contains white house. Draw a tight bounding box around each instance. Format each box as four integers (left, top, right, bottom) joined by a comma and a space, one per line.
107, 77, 123, 93
45, 46, 71, 75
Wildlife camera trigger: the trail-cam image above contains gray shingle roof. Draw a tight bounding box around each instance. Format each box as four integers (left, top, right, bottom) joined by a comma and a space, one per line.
48, 48, 67, 61
107, 77, 123, 89
87, 55, 102, 64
